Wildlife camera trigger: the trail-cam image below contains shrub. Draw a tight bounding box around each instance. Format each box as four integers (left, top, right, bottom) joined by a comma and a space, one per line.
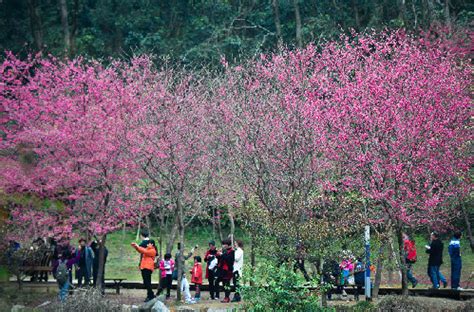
41, 287, 121, 312
240, 260, 327, 312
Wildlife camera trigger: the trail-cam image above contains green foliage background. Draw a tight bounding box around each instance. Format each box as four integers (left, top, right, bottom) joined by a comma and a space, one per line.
1, 0, 472, 66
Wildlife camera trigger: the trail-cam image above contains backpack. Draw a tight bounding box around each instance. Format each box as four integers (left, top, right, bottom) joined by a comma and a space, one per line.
56, 260, 69, 285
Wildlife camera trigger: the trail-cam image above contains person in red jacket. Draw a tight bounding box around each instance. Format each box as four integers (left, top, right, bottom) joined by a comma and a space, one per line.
131, 239, 157, 302
191, 256, 203, 302
403, 233, 418, 288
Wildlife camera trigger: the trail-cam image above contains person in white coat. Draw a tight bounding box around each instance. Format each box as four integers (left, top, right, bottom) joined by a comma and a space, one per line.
232, 240, 244, 302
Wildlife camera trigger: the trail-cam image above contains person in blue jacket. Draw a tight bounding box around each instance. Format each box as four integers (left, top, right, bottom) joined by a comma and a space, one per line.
75, 238, 94, 287
448, 232, 462, 290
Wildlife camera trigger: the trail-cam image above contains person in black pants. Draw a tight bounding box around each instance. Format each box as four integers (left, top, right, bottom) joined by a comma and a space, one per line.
426, 231, 447, 289
131, 239, 157, 302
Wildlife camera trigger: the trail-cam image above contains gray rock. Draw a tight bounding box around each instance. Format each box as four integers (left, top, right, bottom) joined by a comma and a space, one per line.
174, 306, 198, 312
139, 297, 162, 312
151, 300, 170, 312
10, 305, 26, 312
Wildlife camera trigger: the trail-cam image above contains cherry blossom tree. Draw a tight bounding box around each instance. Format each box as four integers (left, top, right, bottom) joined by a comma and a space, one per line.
304, 31, 472, 293
0, 54, 151, 287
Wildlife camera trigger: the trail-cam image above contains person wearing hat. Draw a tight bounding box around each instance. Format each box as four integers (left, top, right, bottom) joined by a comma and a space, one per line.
75, 238, 93, 287
426, 231, 447, 289
204, 240, 219, 300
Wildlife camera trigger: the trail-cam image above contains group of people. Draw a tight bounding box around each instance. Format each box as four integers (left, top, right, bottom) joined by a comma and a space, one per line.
323, 230, 464, 301
404, 231, 463, 290
131, 230, 244, 304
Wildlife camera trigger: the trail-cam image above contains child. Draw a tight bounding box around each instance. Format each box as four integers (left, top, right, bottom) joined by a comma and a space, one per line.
157, 253, 174, 299
191, 256, 203, 302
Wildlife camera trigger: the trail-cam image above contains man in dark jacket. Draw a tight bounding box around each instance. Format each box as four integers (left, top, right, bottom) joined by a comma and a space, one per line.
426, 231, 447, 289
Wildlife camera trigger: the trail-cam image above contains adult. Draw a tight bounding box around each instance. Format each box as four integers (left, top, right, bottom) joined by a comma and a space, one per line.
75, 238, 93, 287
52, 247, 80, 302
216, 239, 235, 303
204, 240, 219, 300
403, 233, 418, 288
91, 240, 108, 289
448, 232, 462, 290
131, 239, 157, 302
175, 243, 196, 304
426, 231, 447, 289
232, 240, 244, 302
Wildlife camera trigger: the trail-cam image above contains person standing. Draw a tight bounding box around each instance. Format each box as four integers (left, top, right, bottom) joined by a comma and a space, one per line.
191, 256, 203, 302
232, 240, 244, 302
131, 239, 157, 302
448, 232, 462, 290
216, 239, 235, 303
91, 240, 108, 289
157, 253, 174, 299
206, 248, 219, 300
75, 238, 93, 287
426, 231, 447, 289
52, 248, 80, 302
403, 233, 418, 288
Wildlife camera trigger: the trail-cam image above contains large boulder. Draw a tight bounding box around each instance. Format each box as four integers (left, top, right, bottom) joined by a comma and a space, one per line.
151, 300, 169, 312
139, 296, 167, 312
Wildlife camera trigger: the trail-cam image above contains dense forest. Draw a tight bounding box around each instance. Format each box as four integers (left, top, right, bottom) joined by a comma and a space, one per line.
0, 0, 472, 65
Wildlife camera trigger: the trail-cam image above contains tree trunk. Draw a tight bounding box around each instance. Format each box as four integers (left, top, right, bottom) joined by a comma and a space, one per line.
70, 0, 79, 56
352, 0, 361, 29
120, 223, 125, 259
217, 209, 224, 242
319, 258, 327, 307
396, 227, 409, 295
96, 234, 107, 292
399, 0, 407, 26
58, 0, 71, 55
372, 245, 384, 299
27, 0, 43, 51
176, 199, 185, 301
250, 234, 256, 286
292, 0, 303, 48
136, 220, 141, 241
444, 0, 452, 32
461, 201, 474, 252
412, 0, 418, 28
228, 206, 235, 246
166, 222, 179, 254
272, 0, 283, 47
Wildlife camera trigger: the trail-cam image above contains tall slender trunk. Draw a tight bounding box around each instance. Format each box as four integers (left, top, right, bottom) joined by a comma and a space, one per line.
166, 222, 179, 254
96, 234, 107, 291
27, 0, 43, 51
272, 0, 283, 47
396, 227, 409, 295
412, 0, 418, 28
176, 198, 185, 301
228, 206, 235, 246
372, 245, 384, 299
461, 202, 474, 252
352, 0, 361, 29
217, 209, 224, 242
58, 0, 71, 55
444, 0, 452, 32
292, 0, 303, 48
70, 0, 79, 56
399, 0, 407, 26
